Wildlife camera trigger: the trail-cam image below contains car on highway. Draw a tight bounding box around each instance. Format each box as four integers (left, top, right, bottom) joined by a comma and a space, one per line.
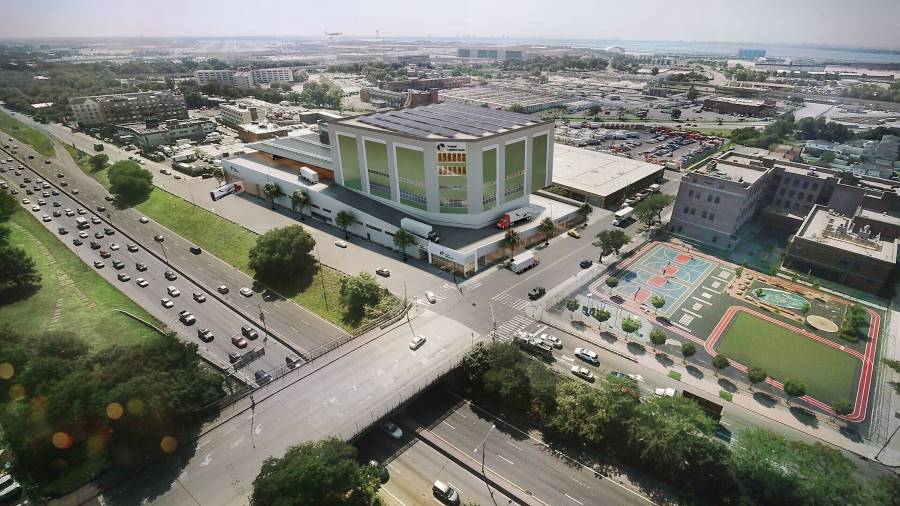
65, 209, 74, 217
20, 198, 30, 205
161, 297, 174, 308
96, 205, 106, 212
104, 194, 114, 201
167, 286, 181, 297
127, 244, 138, 252
432, 480, 459, 504
239, 287, 253, 297
424, 291, 437, 303
112, 260, 125, 270
72, 238, 83, 246
538, 333, 563, 348
527, 287, 546, 300
139, 216, 149, 223
178, 310, 196, 325
579, 259, 593, 269
567, 229, 581, 239
379, 420, 403, 439
574, 347, 600, 365
89, 241, 100, 249
52, 199, 60, 205
78, 231, 89, 239
77, 208, 86, 215
375, 268, 390, 277
197, 328, 214, 343
30, 205, 40, 212
52, 210, 61, 218
94, 232, 104, 239
192, 292, 206, 303
135, 262, 148, 272
99, 250, 111, 258
103, 227, 114, 236
334, 240, 348, 248
117, 273, 131, 282
231, 335, 248, 348
241, 326, 259, 340
154, 234, 164, 241
571, 366, 595, 382
286, 354, 300, 369
93, 260, 104, 269
109, 243, 120, 251
189, 245, 202, 255
57, 227, 68, 235
164, 270, 177, 281
255, 370, 272, 385
409, 335, 426, 350
91, 216, 101, 224
217, 285, 229, 294
136, 278, 149, 288
38, 199, 47, 206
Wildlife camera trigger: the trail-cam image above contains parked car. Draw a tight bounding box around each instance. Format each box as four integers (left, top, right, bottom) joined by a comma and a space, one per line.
379, 420, 403, 439
197, 328, 214, 343
539, 333, 563, 348
409, 335, 426, 350
375, 268, 390, 277
239, 287, 253, 297
424, 291, 437, 303
231, 335, 248, 348
255, 370, 272, 385
574, 347, 600, 365
241, 326, 259, 340
571, 366, 595, 382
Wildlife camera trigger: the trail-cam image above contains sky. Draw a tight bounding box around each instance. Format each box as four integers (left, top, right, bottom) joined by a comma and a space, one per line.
3, 0, 900, 48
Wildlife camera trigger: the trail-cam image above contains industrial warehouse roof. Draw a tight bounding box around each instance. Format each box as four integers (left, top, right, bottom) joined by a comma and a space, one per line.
333, 103, 549, 140
552, 144, 665, 198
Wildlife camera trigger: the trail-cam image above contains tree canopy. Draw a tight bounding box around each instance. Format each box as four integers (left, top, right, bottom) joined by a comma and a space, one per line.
595, 229, 630, 261
248, 225, 317, 287
634, 193, 676, 228
251, 438, 380, 506
108, 160, 153, 203
299, 78, 343, 109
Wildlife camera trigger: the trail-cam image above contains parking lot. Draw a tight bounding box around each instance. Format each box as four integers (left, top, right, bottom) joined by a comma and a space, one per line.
556, 126, 726, 168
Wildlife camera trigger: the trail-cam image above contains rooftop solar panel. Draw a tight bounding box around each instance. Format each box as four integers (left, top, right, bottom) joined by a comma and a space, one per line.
377, 114, 459, 137
348, 103, 541, 138
357, 116, 434, 137
435, 104, 528, 128
401, 110, 496, 136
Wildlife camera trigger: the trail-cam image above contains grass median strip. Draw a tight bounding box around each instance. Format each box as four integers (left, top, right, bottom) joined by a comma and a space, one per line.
0, 109, 55, 157
67, 146, 356, 330
0, 210, 162, 349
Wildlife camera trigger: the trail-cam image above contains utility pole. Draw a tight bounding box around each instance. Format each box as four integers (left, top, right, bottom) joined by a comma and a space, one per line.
258, 304, 268, 347
473, 424, 496, 477
489, 304, 497, 342
315, 244, 329, 310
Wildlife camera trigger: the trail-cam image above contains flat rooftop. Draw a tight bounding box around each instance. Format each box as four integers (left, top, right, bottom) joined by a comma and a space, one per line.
249, 133, 334, 166
239, 123, 289, 134
333, 103, 546, 140
797, 206, 898, 262
552, 144, 664, 197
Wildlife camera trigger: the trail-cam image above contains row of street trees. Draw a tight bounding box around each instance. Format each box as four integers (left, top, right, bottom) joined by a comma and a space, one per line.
0, 190, 41, 300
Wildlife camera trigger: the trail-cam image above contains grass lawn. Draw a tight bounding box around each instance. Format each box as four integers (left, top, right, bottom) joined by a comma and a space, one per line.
0, 110, 54, 157
0, 210, 162, 349
66, 147, 361, 330
715, 312, 860, 405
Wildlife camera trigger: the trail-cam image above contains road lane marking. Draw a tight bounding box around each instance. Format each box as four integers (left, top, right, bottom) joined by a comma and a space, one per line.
571, 477, 589, 488
289, 326, 298, 332
229, 436, 244, 449
468, 282, 482, 290
442, 421, 456, 430
565, 493, 584, 505
200, 454, 211, 466
497, 454, 514, 465
561, 355, 575, 362
300, 319, 310, 326
254, 424, 263, 434
505, 440, 523, 451
380, 486, 407, 506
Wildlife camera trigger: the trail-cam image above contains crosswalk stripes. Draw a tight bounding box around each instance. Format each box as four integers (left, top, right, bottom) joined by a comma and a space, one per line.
495, 314, 534, 340
491, 292, 530, 310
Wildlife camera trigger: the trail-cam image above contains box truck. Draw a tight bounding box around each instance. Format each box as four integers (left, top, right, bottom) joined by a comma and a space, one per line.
400, 217, 439, 243
613, 206, 633, 227
510, 251, 538, 273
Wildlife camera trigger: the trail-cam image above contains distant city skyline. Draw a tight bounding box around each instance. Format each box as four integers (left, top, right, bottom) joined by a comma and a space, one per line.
3, 0, 900, 49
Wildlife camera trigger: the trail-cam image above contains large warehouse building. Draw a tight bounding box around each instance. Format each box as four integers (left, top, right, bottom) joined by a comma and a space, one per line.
221, 103, 577, 275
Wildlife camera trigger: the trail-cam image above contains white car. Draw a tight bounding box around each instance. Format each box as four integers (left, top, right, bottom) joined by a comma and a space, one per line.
239, 287, 253, 297
334, 240, 348, 248
409, 335, 426, 350
42, 214, 51, 222
160, 297, 174, 308
654, 387, 676, 397
574, 347, 600, 365
31, 205, 40, 212
627, 373, 645, 383
139, 216, 149, 223
379, 420, 403, 440
539, 333, 563, 349
109, 243, 120, 251
136, 278, 149, 288
167, 286, 181, 297
571, 366, 595, 382
424, 291, 436, 304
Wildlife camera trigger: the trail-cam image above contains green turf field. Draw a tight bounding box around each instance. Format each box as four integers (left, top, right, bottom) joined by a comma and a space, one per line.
715, 311, 860, 405
0, 110, 54, 157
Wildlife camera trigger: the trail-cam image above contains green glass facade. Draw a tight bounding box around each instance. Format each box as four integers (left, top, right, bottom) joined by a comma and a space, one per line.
504, 140, 526, 202
338, 135, 362, 190
396, 146, 427, 210
482, 147, 498, 210
364, 140, 391, 199
531, 134, 548, 191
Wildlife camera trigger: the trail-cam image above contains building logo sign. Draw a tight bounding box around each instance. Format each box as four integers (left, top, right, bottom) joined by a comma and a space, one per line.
210, 181, 244, 201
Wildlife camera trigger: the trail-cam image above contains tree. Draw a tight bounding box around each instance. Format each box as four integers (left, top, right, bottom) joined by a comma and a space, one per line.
335, 210, 355, 239
0, 191, 18, 222
290, 190, 310, 220
108, 160, 153, 203
507, 103, 525, 113
712, 354, 730, 376
783, 379, 807, 405
566, 299, 580, 318
649, 328, 667, 350
299, 78, 343, 109
339, 273, 386, 320
593, 308, 611, 329
262, 182, 284, 209
649, 295, 666, 314
832, 399, 853, 418
211, 165, 224, 183
0, 245, 41, 296
89, 153, 109, 171
538, 217, 556, 243
728, 429, 866, 506
670, 108, 682, 120
747, 367, 767, 391
392, 228, 416, 261
686, 85, 699, 101
605, 276, 619, 293
633, 193, 676, 228
588, 105, 602, 117
549, 376, 641, 446
248, 225, 317, 287
681, 342, 696, 364
650, 67, 659, 76
595, 229, 630, 262
295, 70, 309, 82
500, 229, 522, 258
576, 202, 593, 223
251, 438, 380, 506
621, 317, 641, 341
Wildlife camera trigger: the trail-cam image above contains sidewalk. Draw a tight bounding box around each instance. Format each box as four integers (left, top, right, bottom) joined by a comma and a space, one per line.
540, 309, 880, 459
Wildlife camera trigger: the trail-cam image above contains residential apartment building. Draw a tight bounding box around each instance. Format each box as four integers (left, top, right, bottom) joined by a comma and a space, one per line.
193, 69, 237, 86
116, 118, 217, 150
193, 67, 294, 88
457, 47, 525, 60
68, 91, 188, 127
219, 103, 266, 127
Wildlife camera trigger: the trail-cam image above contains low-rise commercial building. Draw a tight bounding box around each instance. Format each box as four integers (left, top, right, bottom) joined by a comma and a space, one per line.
116, 118, 217, 150
550, 144, 665, 207
702, 97, 776, 117
359, 88, 438, 109
382, 77, 471, 92
69, 91, 188, 127
440, 86, 570, 114
235, 122, 290, 143
219, 103, 266, 128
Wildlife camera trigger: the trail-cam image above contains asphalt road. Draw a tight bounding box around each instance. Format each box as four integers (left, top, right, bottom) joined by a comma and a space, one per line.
0, 146, 294, 382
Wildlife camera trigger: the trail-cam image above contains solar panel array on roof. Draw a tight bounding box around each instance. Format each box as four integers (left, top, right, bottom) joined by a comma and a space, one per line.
349, 103, 539, 138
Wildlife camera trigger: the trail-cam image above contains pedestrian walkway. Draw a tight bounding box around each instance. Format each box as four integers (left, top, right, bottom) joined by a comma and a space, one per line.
495, 314, 535, 340
491, 291, 531, 311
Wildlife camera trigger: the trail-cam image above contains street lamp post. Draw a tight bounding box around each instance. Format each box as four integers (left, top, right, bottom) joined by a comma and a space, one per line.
473, 424, 496, 477
315, 244, 329, 310
257, 304, 269, 347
